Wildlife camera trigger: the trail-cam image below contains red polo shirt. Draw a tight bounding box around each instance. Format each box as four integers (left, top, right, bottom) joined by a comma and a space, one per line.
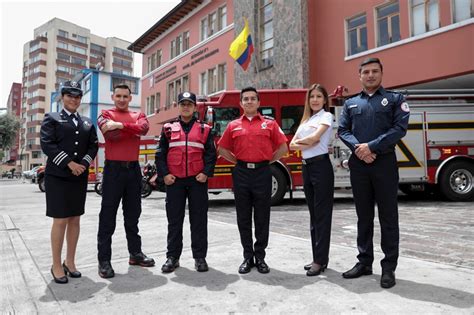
218, 114, 287, 162
98, 108, 149, 161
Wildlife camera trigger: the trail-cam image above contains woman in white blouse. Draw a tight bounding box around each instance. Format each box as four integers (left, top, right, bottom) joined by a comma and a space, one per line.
290, 84, 334, 276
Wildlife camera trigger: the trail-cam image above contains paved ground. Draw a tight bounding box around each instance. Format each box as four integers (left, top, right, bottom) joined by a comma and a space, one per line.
1, 179, 473, 313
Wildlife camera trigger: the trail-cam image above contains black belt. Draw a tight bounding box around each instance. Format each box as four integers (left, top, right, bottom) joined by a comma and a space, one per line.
236, 160, 269, 169
105, 160, 139, 168
302, 153, 329, 165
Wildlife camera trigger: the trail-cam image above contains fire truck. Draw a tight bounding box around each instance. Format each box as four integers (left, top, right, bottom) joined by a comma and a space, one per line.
194, 88, 474, 204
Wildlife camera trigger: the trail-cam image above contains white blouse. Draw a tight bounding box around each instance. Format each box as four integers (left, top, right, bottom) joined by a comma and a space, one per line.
294, 110, 333, 159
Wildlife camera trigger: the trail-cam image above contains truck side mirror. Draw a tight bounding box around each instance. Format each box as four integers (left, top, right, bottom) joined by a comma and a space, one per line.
205, 106, 215, 129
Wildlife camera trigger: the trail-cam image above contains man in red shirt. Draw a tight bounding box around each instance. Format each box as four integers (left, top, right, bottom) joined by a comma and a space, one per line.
218, 87, 288, 274
96, 84, 155, 278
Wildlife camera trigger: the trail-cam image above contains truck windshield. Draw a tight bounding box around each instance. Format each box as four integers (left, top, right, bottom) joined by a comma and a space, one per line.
213, 107, 240, 136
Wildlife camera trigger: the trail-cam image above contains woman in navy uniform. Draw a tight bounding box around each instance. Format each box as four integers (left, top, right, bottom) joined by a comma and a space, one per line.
290, 84, 334, 276
40, 81, 98, 283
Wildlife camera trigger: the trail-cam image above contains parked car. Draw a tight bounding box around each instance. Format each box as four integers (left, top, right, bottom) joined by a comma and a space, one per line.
22, 166, 41, 179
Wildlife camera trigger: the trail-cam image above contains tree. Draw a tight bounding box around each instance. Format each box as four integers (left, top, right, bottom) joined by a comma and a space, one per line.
0, 114, 20, 149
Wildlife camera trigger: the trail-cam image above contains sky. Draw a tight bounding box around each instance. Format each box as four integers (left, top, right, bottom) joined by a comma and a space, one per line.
0, 0, 180, 107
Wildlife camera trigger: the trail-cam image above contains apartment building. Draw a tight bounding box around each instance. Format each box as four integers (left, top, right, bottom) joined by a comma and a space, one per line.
4, 83, 22, 167
20, 18, 134, 170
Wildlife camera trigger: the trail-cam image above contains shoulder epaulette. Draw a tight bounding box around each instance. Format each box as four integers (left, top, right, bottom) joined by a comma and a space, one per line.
263, 115, 275, 121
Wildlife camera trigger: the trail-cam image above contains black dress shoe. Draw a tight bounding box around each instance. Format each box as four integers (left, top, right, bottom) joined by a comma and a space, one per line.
129, 252, 155, 267
161, 257, 179, 273
195, 258, 209, 272
255, 259, 270, 274
63, 262, 81, 278
304, 263, 312, 271
380, 271, 396, 288
238, 258, 254, 274
306, 263, 327, 277
342, 262, 372, 279
98, 261, 115, 278
51, 267, 68, 284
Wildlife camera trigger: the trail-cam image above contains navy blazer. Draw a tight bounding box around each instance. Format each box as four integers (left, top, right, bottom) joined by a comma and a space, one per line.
40, 109, 98, 179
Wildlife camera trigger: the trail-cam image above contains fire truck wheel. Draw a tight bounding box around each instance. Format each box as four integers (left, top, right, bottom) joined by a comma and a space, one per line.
271, 166, 287, 206
439, 160, 474, 201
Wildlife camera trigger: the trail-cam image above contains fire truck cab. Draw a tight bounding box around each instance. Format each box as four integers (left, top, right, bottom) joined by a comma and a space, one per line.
195, 88, 474, 204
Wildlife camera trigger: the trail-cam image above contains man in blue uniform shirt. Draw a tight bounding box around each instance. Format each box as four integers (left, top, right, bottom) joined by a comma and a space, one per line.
338, 57, 410, 289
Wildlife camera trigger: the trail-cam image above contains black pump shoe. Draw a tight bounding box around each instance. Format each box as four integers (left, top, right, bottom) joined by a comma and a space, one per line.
306, 263, 327, 276
63, 262, 82, 278
304, 263, 312, 271
51, 267, 68, 284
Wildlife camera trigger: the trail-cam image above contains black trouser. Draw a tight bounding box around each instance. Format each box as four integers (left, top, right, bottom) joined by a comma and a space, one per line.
302, 155, 334, 266
232, 164, 272, 260
349, 152, 399, 272
165, 176, 208, 259
97, 161, 142, 261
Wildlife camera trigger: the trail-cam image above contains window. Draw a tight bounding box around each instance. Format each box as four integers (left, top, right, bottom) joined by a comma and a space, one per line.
217, 63, 227, 91
157, 49, 162, 67
257, 107, 275, 118
200, 7, 227, 41
377, 2, 401, 46
58, 29, 68, 38
71, 45, 87, 55
114, 57, 132, 67
200, 18, 209, 41
212, 107, 240, 136
260, 0, 274, 68
281, 106, 304, 135
27, 127, 36, 134
411, 0, 439, 36
170, 39, 176, 59
155, 93, 161, 113
146, 95, 155, 115
453, 0, 474, 22
91, 43, 106, 53
111, 77, 138, 94
218, 6, 227, 29
58, 52, 70, 62
32, 151, 42, 159
166, 75, 188, 107
58, 41, 68, 50
176, 34, 182, 56
207, 68, 217, 94
200, 72, 208, 95
183, 32, 189, 52
209, 12, 217, 36
58, 65, 70, 73
113, 47, 133, 58
72, 56, 87, 66
29, 43, 39, 53
84, 78, 91, 92
75, 34, 87, 44
347, 14, 367, 55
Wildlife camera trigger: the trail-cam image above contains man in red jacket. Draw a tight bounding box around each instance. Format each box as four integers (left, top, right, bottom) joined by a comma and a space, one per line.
97, 84, 155, 278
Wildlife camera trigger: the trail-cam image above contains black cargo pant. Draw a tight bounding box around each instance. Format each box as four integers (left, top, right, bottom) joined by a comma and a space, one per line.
97, 161, 142, 261
349, 152, 399, 272
232, 163, 272, 260
165, 176, 208, 259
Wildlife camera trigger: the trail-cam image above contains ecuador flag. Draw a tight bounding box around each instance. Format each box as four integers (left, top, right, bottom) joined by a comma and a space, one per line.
229, 18, 254, 71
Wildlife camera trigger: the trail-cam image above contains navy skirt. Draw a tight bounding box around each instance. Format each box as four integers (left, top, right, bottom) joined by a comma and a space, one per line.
45, 174, 88, 218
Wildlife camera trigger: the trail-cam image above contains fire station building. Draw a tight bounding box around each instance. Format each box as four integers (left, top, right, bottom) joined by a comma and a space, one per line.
130, 0, 473, 135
